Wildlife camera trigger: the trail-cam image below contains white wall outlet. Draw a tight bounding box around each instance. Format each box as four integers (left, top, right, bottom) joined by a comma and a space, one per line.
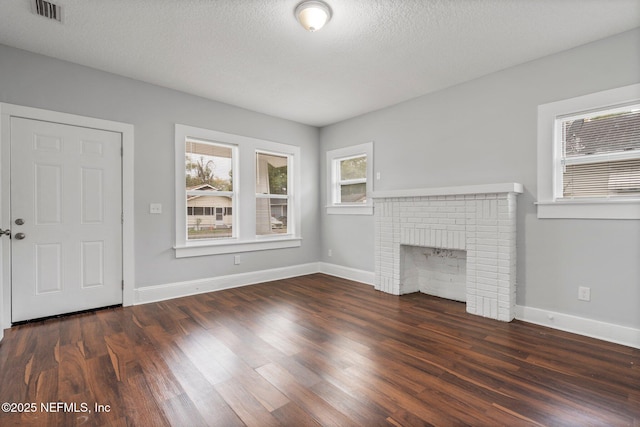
328, 249, 332, 257
578, 286, 591, 301
234, 255, 241, 265
376, 172, 381, 180
149, 203, 162, 214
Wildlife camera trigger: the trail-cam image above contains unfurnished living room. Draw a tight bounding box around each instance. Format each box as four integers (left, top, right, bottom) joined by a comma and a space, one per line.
0, 0, 639, 426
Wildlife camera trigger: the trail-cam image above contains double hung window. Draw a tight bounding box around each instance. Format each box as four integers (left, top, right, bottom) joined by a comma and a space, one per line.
185, 139, 235, 240
558, 106, 640, 199
175, 124, 301, 257
256, 151, 291, 236
537, 84, 640, 219
336, 155, 367, 204
326, 142, 374, 215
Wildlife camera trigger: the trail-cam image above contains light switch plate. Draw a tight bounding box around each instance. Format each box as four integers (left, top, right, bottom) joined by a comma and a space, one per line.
150, 203, 162, 214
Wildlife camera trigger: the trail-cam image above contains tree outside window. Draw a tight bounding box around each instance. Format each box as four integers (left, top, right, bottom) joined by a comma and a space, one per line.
185, 139, 234, 240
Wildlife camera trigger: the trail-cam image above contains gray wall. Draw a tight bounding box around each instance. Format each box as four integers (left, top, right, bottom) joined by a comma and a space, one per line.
0, 44, 321, 288
1, 28, 638, 331
320, 28, 640, 329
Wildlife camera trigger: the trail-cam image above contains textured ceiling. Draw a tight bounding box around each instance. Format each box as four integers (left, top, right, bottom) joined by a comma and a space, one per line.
0, 0, 639, 127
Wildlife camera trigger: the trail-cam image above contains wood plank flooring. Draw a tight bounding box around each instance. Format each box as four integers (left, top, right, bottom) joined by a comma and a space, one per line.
0, 273, 638, 426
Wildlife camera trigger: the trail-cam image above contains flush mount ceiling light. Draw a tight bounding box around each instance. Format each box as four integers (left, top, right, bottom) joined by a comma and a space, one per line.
295, 1, 332, 32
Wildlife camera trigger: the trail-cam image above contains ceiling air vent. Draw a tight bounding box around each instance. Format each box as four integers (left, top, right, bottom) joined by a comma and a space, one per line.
31, 0, 63, 23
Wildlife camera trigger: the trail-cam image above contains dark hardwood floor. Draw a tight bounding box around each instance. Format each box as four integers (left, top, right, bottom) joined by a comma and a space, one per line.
0, 273, 638, 426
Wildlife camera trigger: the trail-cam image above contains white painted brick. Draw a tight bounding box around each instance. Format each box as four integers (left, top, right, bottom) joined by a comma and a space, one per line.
476, 278, 497, 290
477, 219, 498, 226
482, 200, 494, 218
490, 300, 498, 318
477, 270, 498, 280
483, 298, 491, 316
437, 206, 456, 213
477, 256, 498, 266
477, 245, 497, 254
478, 238, 498, 247
374, 189, 519, 321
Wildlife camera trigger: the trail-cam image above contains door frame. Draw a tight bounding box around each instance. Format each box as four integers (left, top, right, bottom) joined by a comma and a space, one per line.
0, 103, 135, 332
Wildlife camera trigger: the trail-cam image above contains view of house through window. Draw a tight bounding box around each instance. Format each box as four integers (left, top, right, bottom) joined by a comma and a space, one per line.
559, 105, 640, 199
256, 152, 289, 236
176, 124, 301, 256
338, 155, 367, 203
185, 139, 234, 240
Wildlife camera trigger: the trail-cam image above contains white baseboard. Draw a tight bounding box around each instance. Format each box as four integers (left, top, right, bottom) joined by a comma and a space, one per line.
318, 262, 375, 286
135, 263, 639, 350
135, 262, 320, 305
516, 305, 640, 349
135, 262, 375, 305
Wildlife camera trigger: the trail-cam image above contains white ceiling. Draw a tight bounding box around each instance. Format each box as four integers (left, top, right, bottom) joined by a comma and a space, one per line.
0, 0, 639, 127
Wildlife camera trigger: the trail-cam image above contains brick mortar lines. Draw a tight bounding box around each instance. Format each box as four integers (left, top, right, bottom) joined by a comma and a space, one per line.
374, 192, 518, 321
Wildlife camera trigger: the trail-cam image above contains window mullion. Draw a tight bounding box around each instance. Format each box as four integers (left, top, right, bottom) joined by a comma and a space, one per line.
563, 149, 640, 166
256, 193, 289, 199
338, 178, 367, 185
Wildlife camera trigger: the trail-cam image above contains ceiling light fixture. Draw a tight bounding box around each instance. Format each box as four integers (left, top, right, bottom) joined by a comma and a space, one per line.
295, 1, 332, 32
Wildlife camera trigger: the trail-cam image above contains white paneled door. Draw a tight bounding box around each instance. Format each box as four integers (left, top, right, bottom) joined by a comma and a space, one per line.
10, 117, 122, 322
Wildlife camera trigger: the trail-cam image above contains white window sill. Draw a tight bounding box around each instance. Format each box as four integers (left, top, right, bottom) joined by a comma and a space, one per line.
536, 199, 640, 219
326, 205, 373, 215
174, 236, 302, 258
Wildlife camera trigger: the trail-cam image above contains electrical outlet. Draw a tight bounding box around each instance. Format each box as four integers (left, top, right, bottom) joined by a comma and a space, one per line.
149, 203, 162, 214
578, 286, 591, 301
234, 255, 241, 265
328, 249, 332, 257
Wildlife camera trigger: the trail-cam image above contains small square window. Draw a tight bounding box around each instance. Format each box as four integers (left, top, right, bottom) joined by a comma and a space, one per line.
326, 142, 374, 215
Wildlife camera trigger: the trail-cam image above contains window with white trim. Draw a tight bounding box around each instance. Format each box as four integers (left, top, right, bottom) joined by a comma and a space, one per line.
185, 139, 236, 240
256, 151, 291, 236
558, 106, 640, 199
326, 142, 374, 215
175, 124, 301, 257
537, 84, 640, 219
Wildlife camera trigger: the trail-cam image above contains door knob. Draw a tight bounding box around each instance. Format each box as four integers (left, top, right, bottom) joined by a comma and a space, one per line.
15, 218, 24, 225
14, 232, 25, 240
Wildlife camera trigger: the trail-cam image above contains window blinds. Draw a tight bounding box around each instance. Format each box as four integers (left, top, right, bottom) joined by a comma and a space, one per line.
560, 106, 640, 199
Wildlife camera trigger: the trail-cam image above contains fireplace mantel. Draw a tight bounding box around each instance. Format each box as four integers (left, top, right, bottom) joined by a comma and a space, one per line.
372, 182, 523, 199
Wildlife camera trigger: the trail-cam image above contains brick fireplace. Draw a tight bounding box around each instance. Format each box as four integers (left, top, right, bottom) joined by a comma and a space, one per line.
373, 183, 523, 321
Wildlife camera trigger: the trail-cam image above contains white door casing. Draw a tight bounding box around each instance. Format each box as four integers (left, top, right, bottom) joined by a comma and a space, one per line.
0, 103, 135, 332
10, 117, 122, 322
